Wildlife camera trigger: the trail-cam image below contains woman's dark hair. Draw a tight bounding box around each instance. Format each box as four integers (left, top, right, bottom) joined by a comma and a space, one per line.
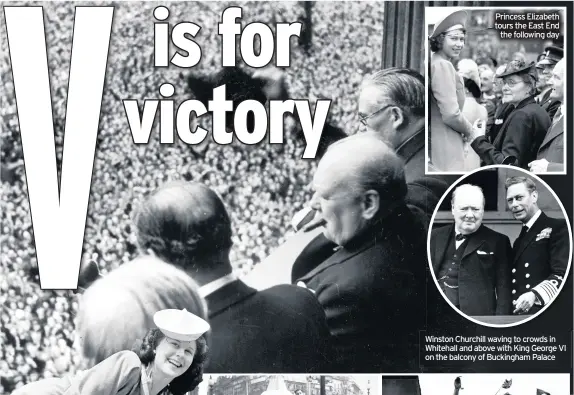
133, 328, 208, 395
429, 29, 466, 53
463, 77, 482, 99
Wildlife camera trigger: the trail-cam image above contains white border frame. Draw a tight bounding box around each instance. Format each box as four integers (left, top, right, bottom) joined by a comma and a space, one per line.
424, 6, 568, 176
426, 164, 573, 328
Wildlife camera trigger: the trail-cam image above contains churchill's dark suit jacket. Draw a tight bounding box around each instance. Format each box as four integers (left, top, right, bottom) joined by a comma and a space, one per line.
293, 206, 427, 372
205, 280, 331, 373
430, 224, 513, 316
511, 212, 569, 314
471, 96, 551, 168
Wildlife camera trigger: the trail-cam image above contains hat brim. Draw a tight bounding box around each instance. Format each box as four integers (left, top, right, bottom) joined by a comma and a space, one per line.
154, 309, 211, 342
537, 58, 559, 67
431, 10, 468, 38
497, 64, 534, 78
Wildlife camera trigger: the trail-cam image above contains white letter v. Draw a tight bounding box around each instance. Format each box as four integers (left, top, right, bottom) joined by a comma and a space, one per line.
5, 6, 113, 289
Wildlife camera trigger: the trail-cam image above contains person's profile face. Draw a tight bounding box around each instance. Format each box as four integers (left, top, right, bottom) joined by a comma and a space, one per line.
536, 66, 553, 91
451, 188, 484, 235
442, 30, 465, 58
506, 183, 538, 223
480, 70, 494, 92
549, 63, 564, 101
154, 336, 196, 379
311, 167, 366, 246
358, 84, 396, 146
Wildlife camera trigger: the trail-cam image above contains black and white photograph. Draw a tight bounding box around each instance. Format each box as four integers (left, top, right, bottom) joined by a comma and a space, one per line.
381, 374, 570, 395
1, 1, 441, 392
428, 165, 572, 326
426, 7, 567, 174
205, 375, 379, 395
1, 0, 573, 393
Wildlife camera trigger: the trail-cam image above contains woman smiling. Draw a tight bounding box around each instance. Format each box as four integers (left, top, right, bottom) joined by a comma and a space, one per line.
467, 60, 551, 169
13, 309, 210, 395
428, 10, 474, 171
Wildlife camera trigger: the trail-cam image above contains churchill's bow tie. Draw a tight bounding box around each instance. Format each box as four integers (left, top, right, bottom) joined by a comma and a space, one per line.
455, 233, 467, 242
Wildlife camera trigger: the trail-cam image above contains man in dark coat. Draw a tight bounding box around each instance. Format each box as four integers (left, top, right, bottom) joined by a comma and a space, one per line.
293, 135, 427, 372
505, 177, 569, 315
469, 61, 551, 169
430, 184, 512, 316
290, 68, 450, 281
530, 59, 565, 173
133, 181, 332, 373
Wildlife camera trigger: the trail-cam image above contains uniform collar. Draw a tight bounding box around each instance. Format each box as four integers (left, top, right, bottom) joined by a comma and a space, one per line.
524, 209, 542, 230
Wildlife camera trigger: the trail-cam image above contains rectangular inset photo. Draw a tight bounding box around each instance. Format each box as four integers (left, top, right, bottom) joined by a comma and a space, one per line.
204, 375, 380, 395
425, 7, 567, 175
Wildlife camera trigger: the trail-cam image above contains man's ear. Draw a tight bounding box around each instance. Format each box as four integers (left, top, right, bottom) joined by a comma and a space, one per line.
362, 190, 380, 220
390, 107, 405, 129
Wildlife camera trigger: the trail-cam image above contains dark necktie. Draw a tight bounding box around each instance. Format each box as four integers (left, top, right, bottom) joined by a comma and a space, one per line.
515, 225, 529, 247
455, 233, 467, 242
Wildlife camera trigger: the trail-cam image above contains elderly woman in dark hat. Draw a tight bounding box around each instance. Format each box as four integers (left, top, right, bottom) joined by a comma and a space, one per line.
465, 60, 551, 168
428, 9, 474, 171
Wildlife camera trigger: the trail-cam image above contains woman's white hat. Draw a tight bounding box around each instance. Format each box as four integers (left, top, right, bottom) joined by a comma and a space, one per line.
154, 309, 210, 341
430, 10, 468, 38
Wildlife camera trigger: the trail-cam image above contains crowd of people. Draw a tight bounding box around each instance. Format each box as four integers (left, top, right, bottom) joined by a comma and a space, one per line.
428, 9, 565, 173
0, 2, 384, 392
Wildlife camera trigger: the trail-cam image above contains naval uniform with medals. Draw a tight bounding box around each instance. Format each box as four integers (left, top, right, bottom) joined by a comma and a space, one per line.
511, 209, 569, 314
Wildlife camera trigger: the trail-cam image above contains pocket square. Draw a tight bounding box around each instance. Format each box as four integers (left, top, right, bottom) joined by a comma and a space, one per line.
495, 119, 503, 125
477, 250, 492, 255
536, 227, 552, 241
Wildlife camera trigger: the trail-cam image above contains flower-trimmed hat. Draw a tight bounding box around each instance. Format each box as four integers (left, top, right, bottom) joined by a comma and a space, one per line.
430, 10, 468, 38
497, 60, 537, 80
154, 309, 210, 341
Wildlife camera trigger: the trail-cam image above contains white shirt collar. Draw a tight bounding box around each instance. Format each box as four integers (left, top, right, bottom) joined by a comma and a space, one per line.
525, 209, 542, 230
199, 273, 237, 298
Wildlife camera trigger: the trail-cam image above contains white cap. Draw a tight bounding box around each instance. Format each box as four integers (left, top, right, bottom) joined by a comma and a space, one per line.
153, 309, 210, 341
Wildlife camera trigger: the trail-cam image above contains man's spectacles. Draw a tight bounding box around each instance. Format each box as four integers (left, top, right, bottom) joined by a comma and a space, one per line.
359, 104, 393, 126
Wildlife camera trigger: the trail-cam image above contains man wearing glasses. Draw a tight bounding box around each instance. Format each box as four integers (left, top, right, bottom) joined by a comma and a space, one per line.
430, 184, 512, 317
293, 68, 449, 235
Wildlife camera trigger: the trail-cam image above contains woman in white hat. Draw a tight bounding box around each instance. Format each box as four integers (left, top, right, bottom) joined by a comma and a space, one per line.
428, 9, 474, 171
456, 58, 488, 170
12, 308, 210, 395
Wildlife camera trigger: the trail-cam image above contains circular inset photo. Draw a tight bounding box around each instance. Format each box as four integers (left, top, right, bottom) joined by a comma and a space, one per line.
427, 165, 572, 327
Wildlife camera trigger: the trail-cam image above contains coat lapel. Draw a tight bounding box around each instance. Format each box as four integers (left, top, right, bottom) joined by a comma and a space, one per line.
513, 212, 549, 262
539, 114, 563, 149
462, 226, 486, 259
205, 280, 257, 317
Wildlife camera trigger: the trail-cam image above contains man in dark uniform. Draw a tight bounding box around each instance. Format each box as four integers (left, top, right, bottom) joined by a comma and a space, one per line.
505, 176, 569, 315
430, 184, 512, 316
535, 43, 563, 120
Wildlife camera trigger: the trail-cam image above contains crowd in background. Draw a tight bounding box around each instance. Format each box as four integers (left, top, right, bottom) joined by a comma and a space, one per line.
0, 2, 382, 392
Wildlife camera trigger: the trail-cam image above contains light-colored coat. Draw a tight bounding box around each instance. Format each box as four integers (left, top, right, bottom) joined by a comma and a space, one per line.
12, 351, 156, 395
536, 109, 564, 171
461, 96, 488, 170
429, 52, 473, 171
